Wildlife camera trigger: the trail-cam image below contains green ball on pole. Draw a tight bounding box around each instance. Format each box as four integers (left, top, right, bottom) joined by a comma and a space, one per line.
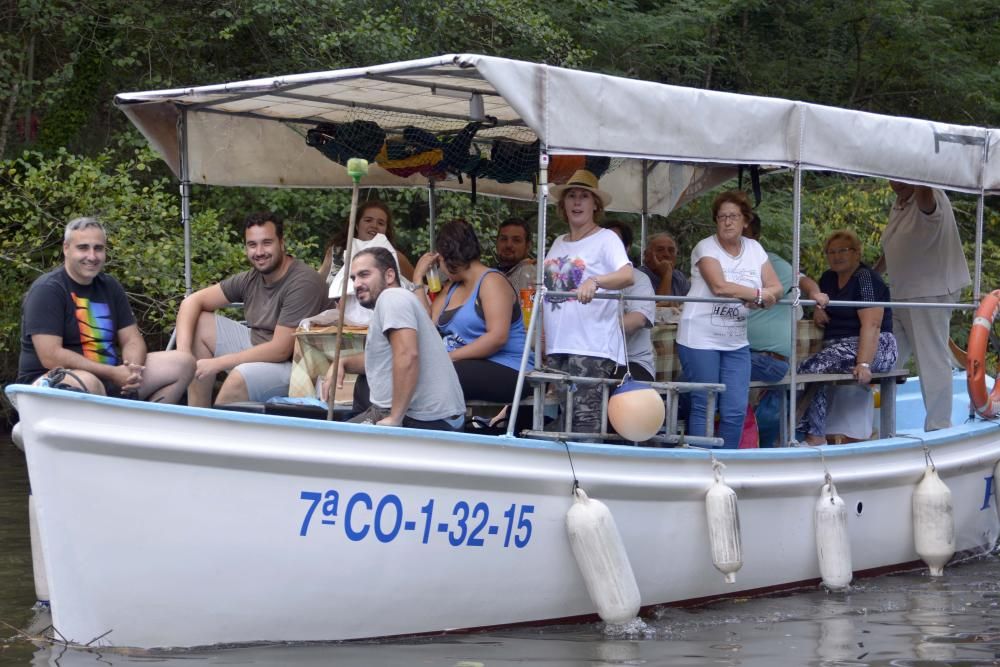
347, 157, 369, 183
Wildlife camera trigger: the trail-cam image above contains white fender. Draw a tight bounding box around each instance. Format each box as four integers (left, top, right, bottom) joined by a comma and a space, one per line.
565, 487, 640, 625
705, 466, 742, 583
912, 465, 954, 577
814, 479, 852, 590
28, 493, 49, 603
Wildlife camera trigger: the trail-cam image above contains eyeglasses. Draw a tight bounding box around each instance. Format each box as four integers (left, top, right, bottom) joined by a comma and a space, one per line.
825, 247, 856, 257
716, 213, 743, 222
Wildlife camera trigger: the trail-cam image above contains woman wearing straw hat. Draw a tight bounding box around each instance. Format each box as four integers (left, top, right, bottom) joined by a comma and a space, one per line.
543, 169, 634, 435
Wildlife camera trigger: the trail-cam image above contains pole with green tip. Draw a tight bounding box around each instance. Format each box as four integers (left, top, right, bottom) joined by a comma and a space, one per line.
327, 157, 369, 420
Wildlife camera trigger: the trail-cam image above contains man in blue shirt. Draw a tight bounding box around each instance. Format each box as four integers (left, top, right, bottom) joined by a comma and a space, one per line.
639, 232, 690, 300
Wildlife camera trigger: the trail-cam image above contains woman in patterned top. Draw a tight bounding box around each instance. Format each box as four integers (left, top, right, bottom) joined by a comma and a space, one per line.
797, 229, 898, 444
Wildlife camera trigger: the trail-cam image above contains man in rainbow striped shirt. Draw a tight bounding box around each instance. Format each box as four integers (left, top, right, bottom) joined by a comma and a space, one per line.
16, 217, 194, 403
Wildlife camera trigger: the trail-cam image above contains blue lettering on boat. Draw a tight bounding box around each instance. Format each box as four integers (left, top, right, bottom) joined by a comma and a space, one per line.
299, 489, 534, 548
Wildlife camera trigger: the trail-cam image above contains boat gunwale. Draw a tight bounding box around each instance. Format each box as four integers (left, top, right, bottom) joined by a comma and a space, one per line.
8, 383, 1000, 464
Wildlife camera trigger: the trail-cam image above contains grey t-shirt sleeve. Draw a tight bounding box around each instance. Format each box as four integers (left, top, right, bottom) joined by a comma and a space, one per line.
274, 261, 330, 327
219, 270, 253, 305
376, 288, 421, 334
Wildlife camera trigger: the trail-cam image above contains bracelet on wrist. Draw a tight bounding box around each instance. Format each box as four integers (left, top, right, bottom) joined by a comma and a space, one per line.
590, 276, 601, 289
857, 362, 871, 369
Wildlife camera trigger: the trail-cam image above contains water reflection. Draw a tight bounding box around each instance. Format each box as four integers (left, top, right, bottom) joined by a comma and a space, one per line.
905, 584, 956, 661
814, 597, 859, 664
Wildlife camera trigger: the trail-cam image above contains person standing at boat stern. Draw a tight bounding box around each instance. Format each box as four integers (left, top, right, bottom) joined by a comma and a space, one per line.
677, 191, 783, 449
322, 247, 465, 430
542, 170, 634, 435
876, 183, 970, 431
17, 216, 195, 402
175, 212, 329, 407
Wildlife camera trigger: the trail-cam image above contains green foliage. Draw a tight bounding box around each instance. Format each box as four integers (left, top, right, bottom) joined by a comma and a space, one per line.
548, 0, 1000, 126
0, 148, 245, 382
3, 0, 1000, 400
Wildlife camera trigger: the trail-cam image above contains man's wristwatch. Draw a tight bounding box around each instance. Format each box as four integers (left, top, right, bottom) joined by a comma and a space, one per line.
858, 362, 871, 369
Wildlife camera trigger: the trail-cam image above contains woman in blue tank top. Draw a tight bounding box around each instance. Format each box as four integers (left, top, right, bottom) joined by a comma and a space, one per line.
412, 219, 532, 403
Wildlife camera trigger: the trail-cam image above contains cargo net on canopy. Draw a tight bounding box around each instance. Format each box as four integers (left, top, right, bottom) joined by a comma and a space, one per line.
304, 107, 620, 190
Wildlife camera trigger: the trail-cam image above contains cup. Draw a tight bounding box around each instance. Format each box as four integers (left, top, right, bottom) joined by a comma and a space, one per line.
426, 265, 442, 293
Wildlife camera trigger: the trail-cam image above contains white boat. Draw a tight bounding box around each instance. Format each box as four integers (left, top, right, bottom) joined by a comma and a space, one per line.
7, 54, 1000, 649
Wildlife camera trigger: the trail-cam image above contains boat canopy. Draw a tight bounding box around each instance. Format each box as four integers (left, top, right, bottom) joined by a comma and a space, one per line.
115, 54, 999, 215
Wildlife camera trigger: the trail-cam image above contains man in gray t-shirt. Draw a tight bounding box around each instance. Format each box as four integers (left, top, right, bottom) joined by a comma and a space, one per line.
175, 211, 329, 406
323, 247, 465, 430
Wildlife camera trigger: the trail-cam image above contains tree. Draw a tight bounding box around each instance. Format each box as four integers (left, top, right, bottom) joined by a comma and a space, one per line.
0, 147, 245, 385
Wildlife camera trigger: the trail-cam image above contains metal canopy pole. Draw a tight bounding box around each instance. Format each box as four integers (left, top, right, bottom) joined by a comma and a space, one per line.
973, 130, 991, 303
506, 148, 549, 437
788, 165, 803, 446
427, 180, 437, 251
640, 160, 649, 259
178, 108, 192, 295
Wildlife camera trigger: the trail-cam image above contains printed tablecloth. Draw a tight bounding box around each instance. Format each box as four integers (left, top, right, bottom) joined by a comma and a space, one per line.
288, 325, 367, 399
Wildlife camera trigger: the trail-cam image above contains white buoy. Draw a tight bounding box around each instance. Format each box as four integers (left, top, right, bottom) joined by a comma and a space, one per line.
565, 487, 641, 625
705, 462, 742, 583
912, 464, 954, 577
814, 478, 852, 590
28, 493, 49, 603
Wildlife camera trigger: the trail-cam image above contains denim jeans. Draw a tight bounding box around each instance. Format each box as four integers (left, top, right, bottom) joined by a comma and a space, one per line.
677, 344, 751, 449
750, 352, 789, 383
750, 352, 789, 448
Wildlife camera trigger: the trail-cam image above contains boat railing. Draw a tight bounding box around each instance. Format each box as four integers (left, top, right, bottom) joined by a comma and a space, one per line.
517, 369, 725, 447
508, 288, 976, 446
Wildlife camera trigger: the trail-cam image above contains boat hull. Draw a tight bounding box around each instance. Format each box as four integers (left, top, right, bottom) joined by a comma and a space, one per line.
7, 384, 1000, 648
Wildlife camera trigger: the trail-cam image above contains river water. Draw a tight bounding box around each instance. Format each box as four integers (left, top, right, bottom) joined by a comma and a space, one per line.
2, 435, 1000, 666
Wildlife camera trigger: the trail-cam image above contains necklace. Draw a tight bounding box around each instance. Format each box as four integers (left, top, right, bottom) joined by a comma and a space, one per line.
569, 224, 600, 242
714, 234, 744, 259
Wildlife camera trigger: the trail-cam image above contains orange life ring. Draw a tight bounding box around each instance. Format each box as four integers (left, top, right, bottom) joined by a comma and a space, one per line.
966, 289, 1000, 417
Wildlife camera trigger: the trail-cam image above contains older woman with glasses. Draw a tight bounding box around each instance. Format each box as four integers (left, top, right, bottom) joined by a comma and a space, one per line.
677, 190, 784, 449
797, 229, 898, 444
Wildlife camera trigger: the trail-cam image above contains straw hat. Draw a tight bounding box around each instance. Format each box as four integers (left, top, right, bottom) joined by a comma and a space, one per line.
550, 169, 613, 208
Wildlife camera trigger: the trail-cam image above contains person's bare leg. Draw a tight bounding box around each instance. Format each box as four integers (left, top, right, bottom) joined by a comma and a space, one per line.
215, 370, 249, 405
187, 312, 219, 407
139, 351, 196, 404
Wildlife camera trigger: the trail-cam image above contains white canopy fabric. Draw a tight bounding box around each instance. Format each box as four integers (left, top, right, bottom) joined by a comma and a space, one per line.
115, 53, 1000, 212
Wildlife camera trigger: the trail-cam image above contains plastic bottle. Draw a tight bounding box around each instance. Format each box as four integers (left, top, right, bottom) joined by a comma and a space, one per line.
519, 287, 535, 327
872, 389, 881, 438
